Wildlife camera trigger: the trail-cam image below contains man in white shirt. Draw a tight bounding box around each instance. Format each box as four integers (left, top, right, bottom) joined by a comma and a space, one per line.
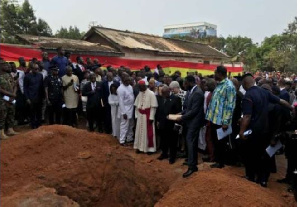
117, 74, 135, 146
10, 62, 25, 94
10, 62, 26, 125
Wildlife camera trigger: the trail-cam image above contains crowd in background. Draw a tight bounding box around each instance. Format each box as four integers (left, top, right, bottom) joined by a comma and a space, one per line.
0, 47, 297, 193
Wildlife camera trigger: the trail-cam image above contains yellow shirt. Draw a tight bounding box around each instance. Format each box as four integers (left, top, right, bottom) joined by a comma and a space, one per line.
62, 74, 79, 109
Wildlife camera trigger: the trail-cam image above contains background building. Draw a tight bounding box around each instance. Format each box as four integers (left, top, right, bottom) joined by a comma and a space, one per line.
163, 22, 217, 38
0, 26, 243, 77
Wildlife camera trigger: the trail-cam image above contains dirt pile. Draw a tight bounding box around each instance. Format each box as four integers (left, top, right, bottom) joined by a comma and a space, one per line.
0, 125, 295, 207
155, 168, 292, 207
1, 184, 79, 207
0, 125, 178, 207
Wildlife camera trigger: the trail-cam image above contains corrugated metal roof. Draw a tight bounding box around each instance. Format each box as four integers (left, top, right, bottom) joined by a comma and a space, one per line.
16, 34, 122, 54
88, 27, 228, 59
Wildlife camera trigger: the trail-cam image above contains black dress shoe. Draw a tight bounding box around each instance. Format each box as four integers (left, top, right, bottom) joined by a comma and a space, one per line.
177, 153, 187, 159
183, 168, 198, 178
202, 157, 212, 162
169, 159, 175, 164
210, 163, 224, 168
120, 143, 126, 147
260, 182, 267, 188
243, 176, 255, 183
135, 149, 141, 154
157, 154, 168, 160
126, 140, 134, 144
147, 152, 154, 155
277, 178, 290, 184
183, 161, 188, 165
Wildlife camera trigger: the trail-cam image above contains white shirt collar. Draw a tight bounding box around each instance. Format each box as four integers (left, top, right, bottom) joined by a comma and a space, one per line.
190, 85, 197, 94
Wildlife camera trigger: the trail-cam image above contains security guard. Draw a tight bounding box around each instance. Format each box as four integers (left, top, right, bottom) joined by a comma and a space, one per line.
0, 60, 18, 139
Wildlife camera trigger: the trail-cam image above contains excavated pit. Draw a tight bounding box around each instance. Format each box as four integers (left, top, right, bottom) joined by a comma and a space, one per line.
0, 125, 177, 207
0, 125, 295, 207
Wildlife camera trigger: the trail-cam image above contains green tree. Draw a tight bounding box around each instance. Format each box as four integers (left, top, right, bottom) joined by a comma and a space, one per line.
55, 26, 84, 39
36, 18, 52, 37
0, 0, 22, 43
18, 0, 36, 34
259, 17, 297, 73
0, 0, 52, 43
223, 36, 254, 57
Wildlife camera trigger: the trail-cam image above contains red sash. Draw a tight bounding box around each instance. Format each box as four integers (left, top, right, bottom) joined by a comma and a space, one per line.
138, 108, 154, 148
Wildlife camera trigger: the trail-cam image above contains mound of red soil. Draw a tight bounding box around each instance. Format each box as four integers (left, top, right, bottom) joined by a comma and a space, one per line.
0, 125, 295, 207
155, 168, 293, 207
1, 184, 79, 207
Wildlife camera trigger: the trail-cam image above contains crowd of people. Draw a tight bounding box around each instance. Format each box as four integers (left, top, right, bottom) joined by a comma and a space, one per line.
0, 47, 297, 192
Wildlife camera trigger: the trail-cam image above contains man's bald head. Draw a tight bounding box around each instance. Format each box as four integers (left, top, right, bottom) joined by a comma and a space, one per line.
122, 71, 129, 80
261, 84, 272, 92
161, 85, 170, 98
107, 72, 113, 81
231, 78, 239, 91
242, 75, 255, 91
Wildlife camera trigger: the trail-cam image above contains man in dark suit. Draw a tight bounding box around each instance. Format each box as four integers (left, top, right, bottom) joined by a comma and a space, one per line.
156, 86, 182, 164
82, 73, 104, 132
278, 79, 291, 130
72, 56, 86, 83
102, 72, 120, 134
278, 79, 290, 102
24, 63, 45, 129
177, 75, 204, 178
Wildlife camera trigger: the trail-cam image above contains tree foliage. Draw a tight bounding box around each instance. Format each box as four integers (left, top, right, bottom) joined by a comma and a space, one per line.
0, 0, 52, 43
172, 17, 297, 73
55, 26, 84, 40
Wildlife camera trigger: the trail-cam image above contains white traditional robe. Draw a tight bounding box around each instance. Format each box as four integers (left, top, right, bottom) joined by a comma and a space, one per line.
109, 94, 120, 138
117, 84, 134, 119
117, 84, 135, 144
134, 89, 158, 152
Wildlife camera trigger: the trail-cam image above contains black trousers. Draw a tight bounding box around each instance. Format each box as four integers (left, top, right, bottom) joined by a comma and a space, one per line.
86, 106, 102, 132
29, 100, 42, 129
47, 101, 62, 125
64, 108, 77, 127
186, 126, 199, 170
286, 137, 297, 181
160, 127, 178, 160
103, 104, 112, 133
211, 123, 227, 166
15, 90, 29, 124
241, 134, 270, 183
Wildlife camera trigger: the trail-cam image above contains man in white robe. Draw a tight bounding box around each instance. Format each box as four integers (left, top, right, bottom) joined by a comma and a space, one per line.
117, 75, 135, 146
134, 80, 158, 153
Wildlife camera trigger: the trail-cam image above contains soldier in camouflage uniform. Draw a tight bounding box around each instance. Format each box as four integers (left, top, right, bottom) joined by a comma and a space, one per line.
0, 61, 18, 140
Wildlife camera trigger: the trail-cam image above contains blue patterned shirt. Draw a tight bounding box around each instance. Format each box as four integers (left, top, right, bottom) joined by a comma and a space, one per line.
205, 78, 236, 126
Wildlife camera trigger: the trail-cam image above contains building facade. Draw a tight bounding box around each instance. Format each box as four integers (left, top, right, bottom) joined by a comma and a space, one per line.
163, 22, 217, 38
0, 26, 243, 77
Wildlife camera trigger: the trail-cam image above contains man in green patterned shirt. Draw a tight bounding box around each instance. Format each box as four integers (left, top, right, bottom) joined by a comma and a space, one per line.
206, 66, 236, 168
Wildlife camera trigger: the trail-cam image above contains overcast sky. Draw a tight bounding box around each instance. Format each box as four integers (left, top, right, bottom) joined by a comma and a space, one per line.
20, 0, 296, 43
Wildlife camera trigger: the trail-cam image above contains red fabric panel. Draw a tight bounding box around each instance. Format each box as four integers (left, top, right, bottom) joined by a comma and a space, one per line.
0, 43, 243, 73
0, 44, 42, 61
